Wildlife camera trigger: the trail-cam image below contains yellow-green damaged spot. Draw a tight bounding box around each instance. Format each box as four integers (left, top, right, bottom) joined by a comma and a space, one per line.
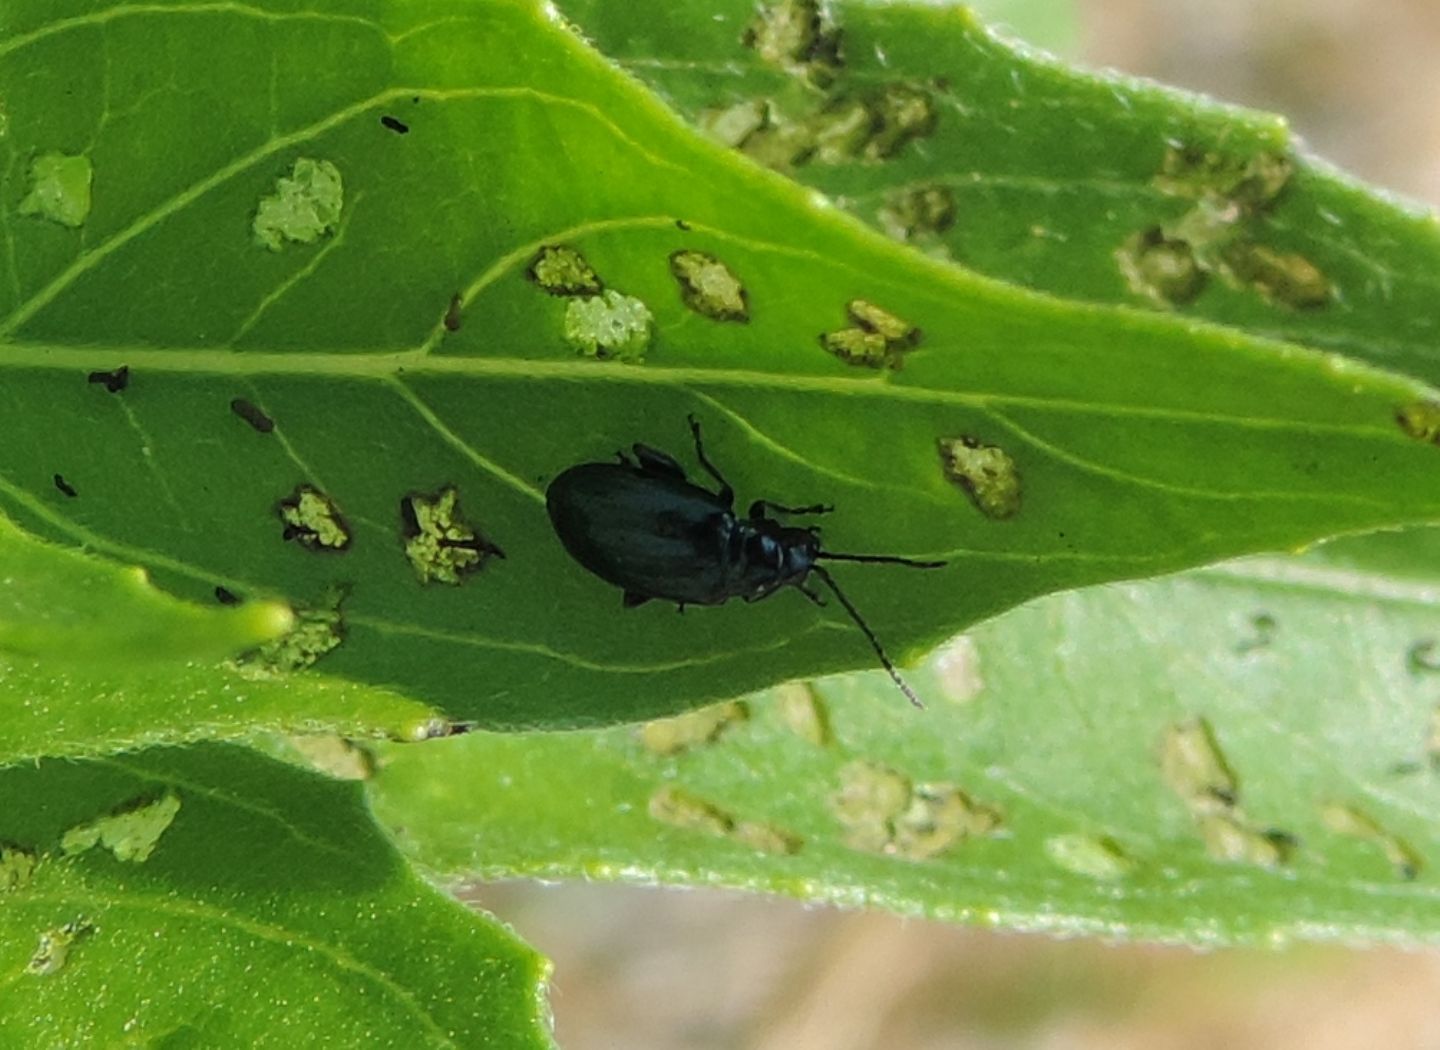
565, 290, 653, 362
278, 484, 351, 551
252, 157, 342, 252
879, 184, 957, 241
931, 635, 984, 703
1044, 834, 1134, 880
1160, 718, 1295, 869
234, 586, 346, 676
773, 681, 830, 747
1159, 718, 1236, 815
0, 846, 37, 892
1397, 401, 1440, 444
742, 0, 841, 86
669, 250, 749, 322
1198, 814, 1293, 869
820, 299, 919, 370
61, 792, 181, 864
1154, 144, 1294, 211
19, 152, 93, 228
831, 760, 911, 853
287, 735, 375, 781
831, 760, 999, 860
1321, 802, 1422, 881
527, 244, 602, 297
638, 700, 749, 756
860, 85, 938, 161
26, 920, 93, 978
937, 437, 1021, 520
1220, 241, 1331, 309
807, 85, 938, 165
649, 785, 733, 837
891, 784, 1001, 861
731, 821, 803, 855
402, 487, 504, 585
1116, 227, 1206, 307
699, 99, 771, 149
648, 785, 804, 854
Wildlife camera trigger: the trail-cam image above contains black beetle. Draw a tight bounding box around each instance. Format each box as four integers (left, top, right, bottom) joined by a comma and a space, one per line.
546, 416, 944, 706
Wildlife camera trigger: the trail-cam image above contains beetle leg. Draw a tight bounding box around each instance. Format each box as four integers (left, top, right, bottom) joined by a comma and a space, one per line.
686, 415, 734, 507
748, 500, 835, 518
796, 582, 828, 607
631, 443, 689, 481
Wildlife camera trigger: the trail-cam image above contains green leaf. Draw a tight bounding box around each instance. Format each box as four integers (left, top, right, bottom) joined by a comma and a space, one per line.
3, 0, 1439, 731
0, 744, 552, 1046
0, 513, 445, 765
561, 0, 1440, 377
369, 548, 1440, 945
0, 513, 289, 665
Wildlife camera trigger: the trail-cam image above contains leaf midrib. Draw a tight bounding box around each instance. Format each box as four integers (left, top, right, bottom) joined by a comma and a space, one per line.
0, 341, 1399, 440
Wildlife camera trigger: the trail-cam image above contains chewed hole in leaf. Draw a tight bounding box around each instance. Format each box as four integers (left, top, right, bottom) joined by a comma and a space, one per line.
891, 783, 1002, 861
278, 485, 351, 551
831, 760, 911, 853
879, 184, 957, 241
60, 792, 181, 864
1198, 815, 1294, 869
19, 152, 93, 228
860, 84, 938, 161
26, 920, 94, 978
0, 846, 37, 892
820, 299, 920, 370
1044, 834, 1134, 880
1159, 718, 1237, 814
526, 244, 602, 297
1160, 718, 1295, 869
1154, 144, 1294, 212
647, 784, 733, 836
235, 586, 346, 676
742, 0, 842, 85
638, 700, 749, 756
1397, 401, 1440, 443
252, 157, 343, 252
931, 635, 983, 703
564, 290, 653, 362
937, 437, 1021, 520
699, 98, 771, 148
1321, 802, 1422, 881
1116, 227, 1206, 307
668, 250, 749, 322
1220, 241, 1331, 309
773, 682, 830, 747
401, 487, 505, 586
731, 821, 803, 855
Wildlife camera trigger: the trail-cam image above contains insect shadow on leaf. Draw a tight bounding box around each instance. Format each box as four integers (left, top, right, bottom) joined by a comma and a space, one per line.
545, 416, 943, 706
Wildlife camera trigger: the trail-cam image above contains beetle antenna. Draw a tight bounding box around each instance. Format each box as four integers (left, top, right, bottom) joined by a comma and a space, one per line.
819, 551, 946, 569
810, 565, 925, 709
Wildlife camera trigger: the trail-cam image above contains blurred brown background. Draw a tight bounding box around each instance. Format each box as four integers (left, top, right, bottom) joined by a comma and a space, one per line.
466, 4, 1440, 1047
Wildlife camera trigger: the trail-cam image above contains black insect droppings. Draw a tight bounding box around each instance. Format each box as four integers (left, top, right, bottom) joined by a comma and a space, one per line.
675, 219, 693, 231
214, 586, 241, 605
87, 366, 129, 393
380, 115, 410, 135
53, 474, 77, 498
443, 293, 463, 332
230, 398, 275, 434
